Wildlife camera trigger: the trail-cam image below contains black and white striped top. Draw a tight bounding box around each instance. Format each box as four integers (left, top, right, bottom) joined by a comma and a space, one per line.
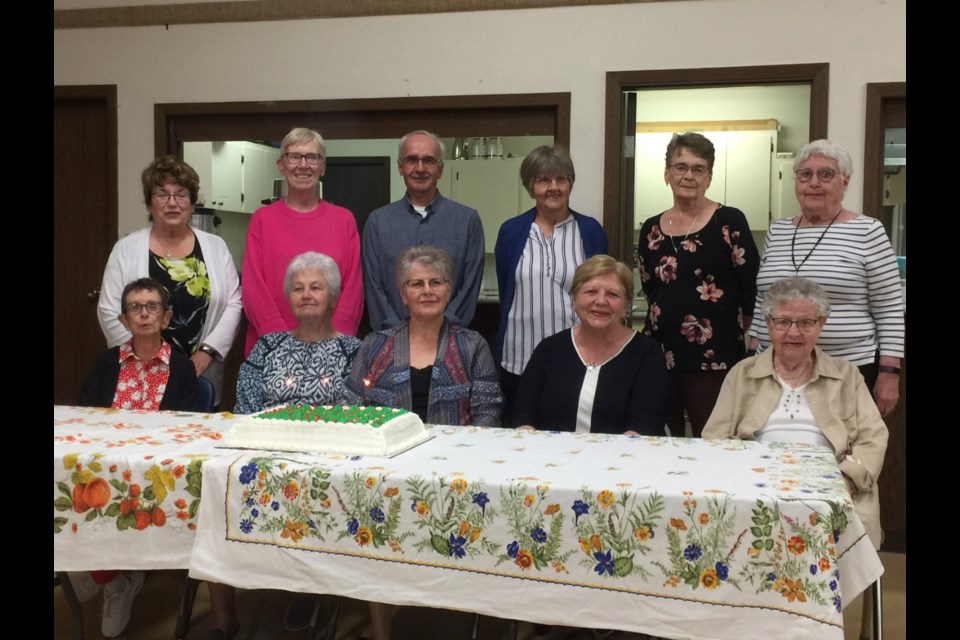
749, 216, 904, 365
502, 217, 584, 375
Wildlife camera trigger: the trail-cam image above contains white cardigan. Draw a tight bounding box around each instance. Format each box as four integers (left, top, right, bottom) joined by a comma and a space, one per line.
97, 226, 242, 403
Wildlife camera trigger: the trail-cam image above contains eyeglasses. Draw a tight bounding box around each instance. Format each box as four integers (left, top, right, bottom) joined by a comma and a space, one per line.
153, 191, 191, 202
795, 168, 837, 183
283, 152, 323, 166
123, 301, 166, 315
768, 317, 820, 332
404, 277, 449, 292
534, 175, 571, 187
400, 155, 441, 169
669, 164, 709, 177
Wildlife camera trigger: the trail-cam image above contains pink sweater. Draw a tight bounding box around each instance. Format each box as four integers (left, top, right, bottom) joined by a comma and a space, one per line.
241, 199, 363, 355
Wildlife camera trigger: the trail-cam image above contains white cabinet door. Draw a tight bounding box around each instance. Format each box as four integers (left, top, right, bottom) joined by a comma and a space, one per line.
449, 158, 526, 253
725, 131, 772, 231
211, 142, 243, 211
241, 143, 279, 214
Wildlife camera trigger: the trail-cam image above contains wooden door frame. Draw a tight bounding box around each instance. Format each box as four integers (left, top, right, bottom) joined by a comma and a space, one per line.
603, 63, 830, 262
155, 93, 571, 157
863, 82, 906, 217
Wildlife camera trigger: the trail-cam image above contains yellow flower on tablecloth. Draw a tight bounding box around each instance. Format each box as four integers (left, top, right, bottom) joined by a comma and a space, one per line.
670, 518, 688, 531
751, 468, 765, 473
828, 546, 836, 557
597, 490, 615, 509
283, 481, 300, 500
450, 478, 468, 494
355, 526, 372, 546
683, 498, 697, 508
698, 513, 709, 525
414, 499, 430, 517
786, 536, 806, 555
633, 525, 653, 541
819, 557, 830, 571
281, 519, 307, 543
320, 498, 331, 508
259, 493, 271, 506
544, 503, 560, 516
458, 521, 471, 536
663, 576, 679, 587
551, 560, 568, 574
364, 476, 376, 489
778, 578, 807, 603
514, 549, 534, 570
700, 568, 720, 590
384, 487, 399, 498
63, 453, 78, 470
523, 494, 535, 507
469, 528, 482, 543
389, 540, 403, 553
747, 547, 760, 557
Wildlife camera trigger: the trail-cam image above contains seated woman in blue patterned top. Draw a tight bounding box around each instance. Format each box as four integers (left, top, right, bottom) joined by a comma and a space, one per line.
235, 251, 361, 414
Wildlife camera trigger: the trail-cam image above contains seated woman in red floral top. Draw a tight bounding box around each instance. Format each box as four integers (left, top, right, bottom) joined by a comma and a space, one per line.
75, 277, 199, 638
81, 277, 200, 412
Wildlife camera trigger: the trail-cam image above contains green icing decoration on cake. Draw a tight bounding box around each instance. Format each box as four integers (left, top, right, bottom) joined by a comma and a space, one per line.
254, 405, 409, 428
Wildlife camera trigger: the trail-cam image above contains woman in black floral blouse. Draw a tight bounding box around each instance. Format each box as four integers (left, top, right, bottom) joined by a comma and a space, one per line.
637, 133, 759, 437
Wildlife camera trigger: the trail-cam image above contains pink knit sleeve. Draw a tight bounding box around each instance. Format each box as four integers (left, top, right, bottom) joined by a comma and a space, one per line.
330, 211, 364, 337
241, 209, 289, 344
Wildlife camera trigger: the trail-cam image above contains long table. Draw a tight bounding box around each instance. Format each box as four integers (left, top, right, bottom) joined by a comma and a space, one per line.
54, 406, 883, 639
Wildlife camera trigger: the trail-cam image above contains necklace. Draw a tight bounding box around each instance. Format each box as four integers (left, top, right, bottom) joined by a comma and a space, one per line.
153, 232, 189, 259
667, 207, 703, 252
774, 357, 813, 389
575, 327, 625, 371
790, 209, 842, 273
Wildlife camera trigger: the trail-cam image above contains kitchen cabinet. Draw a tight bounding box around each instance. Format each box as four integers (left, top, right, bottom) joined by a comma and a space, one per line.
634, 129, 776, 232
183, 141, 279, 213
445, 158, 534, 252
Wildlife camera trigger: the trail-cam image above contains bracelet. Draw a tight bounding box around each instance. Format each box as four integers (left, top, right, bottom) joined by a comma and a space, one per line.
878, 365, 901, 375
199, 344, 221, 360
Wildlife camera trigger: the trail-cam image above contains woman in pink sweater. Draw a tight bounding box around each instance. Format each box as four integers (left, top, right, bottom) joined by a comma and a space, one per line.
241, 127, 363, 355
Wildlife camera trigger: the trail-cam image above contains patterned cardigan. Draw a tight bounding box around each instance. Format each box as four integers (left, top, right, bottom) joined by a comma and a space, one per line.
342, 321, 502, 427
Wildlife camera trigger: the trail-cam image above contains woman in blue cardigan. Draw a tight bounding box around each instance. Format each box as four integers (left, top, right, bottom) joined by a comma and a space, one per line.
494, 144, 608, 424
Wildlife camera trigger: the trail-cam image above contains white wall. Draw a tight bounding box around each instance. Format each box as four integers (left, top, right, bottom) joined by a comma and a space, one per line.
53, 0, 906, 236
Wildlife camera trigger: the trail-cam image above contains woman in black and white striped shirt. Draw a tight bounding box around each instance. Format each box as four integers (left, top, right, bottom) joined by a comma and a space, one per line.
749, 140, 904, 416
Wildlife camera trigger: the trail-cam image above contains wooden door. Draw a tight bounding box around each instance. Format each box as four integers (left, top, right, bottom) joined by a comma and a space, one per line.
53, 86, 118, 404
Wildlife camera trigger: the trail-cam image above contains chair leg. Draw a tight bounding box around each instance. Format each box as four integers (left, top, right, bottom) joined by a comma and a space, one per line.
859, 577, 882, 640
174, 575, 200, 640
468, 612, 480, 640
321, 596, 340, 640
503, 620, 518, 640
56, 571, 86, 640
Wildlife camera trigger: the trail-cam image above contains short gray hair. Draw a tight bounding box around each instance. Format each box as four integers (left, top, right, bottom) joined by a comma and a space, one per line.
398, 130, 445, 166
794, 139, 853, 178
519, 144, 576, 197
283, 252, 342, 300
280, 127, 326, 158
395, 245, 454, 290
761, 276, 832, 319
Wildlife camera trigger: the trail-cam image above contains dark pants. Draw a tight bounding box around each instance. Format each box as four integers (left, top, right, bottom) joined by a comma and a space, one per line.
499, 369, 522, 428
666, 370, 729, 438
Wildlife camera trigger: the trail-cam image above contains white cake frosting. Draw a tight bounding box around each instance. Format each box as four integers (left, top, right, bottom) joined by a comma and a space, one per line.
226, 405, 429, 456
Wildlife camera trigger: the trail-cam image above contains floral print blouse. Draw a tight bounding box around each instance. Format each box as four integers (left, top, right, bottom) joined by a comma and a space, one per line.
637, 206, 760, 372
149, 236, 211, 356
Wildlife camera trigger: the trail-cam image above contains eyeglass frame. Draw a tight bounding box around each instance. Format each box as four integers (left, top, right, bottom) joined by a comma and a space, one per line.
400, 155, 441, 169
767, 316, 822, 332
404, 277, 450, 292
122, 301, 169, 316
668, 163, 710, 177
533, 175, 571, 187
794, 168, 838, 183
283, 152, 324, 166
152, 191, 192, 203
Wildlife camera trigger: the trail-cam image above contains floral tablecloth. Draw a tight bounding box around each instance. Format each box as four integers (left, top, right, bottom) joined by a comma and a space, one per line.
53, 405, 231, 571
190, 424, 883, 640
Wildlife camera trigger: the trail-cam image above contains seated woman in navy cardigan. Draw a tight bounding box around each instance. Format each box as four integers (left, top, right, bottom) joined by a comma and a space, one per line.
513, 255, 668, 435
76, 277, 200, 638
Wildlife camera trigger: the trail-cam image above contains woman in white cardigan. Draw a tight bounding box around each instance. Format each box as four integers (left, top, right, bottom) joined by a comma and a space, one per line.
97, 156, 242, 406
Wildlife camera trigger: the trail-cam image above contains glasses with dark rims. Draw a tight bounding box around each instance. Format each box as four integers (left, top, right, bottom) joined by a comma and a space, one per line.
795, 168, 836, 183
284, 152, 323, 166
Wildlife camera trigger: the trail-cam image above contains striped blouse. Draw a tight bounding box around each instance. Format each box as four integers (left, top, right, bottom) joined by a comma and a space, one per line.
749, 215, 904, 365
501, 216, 585, 375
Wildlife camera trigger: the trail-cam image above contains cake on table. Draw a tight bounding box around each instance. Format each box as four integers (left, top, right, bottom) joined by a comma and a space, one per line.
226, 405, 429, 456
